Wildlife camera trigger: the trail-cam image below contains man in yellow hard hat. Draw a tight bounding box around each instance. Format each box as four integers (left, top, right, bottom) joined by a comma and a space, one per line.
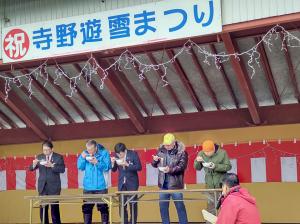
194, 140, 232, 216
152, 133, 188, 224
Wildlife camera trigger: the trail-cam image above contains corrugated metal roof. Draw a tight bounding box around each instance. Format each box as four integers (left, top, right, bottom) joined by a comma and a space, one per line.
237, 37, 275, 106
0, 100, 25, 128
284, 31, 300, 102
264, 36, 298, 104
153, 51, 199, 113
118, 56, 164, 116
213, 42, 248, 108
0, 34, 299, 131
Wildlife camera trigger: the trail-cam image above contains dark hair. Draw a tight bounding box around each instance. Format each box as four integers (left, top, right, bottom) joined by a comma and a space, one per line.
86, 139, 97, 147
42, 140, 53, 149
114, 143, 127, 153
221, 173, 240, 188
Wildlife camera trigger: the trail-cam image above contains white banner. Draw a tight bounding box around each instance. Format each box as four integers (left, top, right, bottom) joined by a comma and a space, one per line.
251, 158, 267, 183
15, 170, 26, 190
35, 170, 39, 190
146, 163, 158, 186
78, 170, 85, 189
229, 159, 237, 174
196, 169, 205, 184
1, 0, 221, 63
60, 168, 68, 189
281, 157, 297, 182
0, 171, 7, 191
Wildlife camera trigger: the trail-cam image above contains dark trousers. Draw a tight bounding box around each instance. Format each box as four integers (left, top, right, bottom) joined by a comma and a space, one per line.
39, 184, 61, 224
120, 185, 138, 224
82, 189, 109, 224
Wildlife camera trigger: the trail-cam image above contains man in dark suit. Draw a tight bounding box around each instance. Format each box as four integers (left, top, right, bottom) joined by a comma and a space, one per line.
111, 143, 142, 224
29, 140, 65, 224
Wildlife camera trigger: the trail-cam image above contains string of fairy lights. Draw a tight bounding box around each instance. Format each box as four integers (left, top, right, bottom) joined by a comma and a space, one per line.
0, 24, 300, 102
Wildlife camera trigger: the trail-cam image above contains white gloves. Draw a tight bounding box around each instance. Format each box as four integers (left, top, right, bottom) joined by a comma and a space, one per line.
203, 162, 215, 169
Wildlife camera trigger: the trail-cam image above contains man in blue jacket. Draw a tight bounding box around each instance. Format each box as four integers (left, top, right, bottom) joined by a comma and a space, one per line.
111, 143, 142, 224
77, 140, 111, 224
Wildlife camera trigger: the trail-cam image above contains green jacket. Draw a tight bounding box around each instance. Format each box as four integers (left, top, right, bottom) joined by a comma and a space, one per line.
194, 146, 232, 189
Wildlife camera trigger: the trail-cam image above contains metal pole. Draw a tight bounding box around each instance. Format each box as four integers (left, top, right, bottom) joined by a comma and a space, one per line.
29, 199, 33, 224
214, 191, 218, 215
131, 199, 134, 224
109, 196, 113, 224
42, 204, 45, 224
121, 194, 125, 224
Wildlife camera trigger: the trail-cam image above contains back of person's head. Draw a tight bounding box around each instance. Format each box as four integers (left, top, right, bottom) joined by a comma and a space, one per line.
221, 173, 240, 188
86, 139, 97, 147
114, 143, 127, 153
42, 140, 53, 149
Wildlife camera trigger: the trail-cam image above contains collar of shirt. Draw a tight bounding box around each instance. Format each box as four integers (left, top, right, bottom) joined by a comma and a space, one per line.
46, 152, 53, 162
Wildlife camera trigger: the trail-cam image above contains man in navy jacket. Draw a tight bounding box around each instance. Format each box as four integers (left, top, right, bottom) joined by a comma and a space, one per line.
29, 140, 65, 224
111, 143, 142, 224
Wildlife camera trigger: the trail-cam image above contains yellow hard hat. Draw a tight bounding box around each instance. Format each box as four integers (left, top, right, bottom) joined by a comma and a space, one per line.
163, 133, 175, 145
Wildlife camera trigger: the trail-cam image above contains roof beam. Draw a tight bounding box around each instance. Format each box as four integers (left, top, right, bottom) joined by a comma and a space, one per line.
55, 65, 101, 121
255, 37, 281, 105
280, 34, 300, 103
95, 58, 146, 133
1, 103, 300, 144
107, 59, 151, 117
0, 121, 5, 129
221, 33, 262, 125
20, 70, 74, 123
132, 61, 168, 115
190, 48, 220, 110
147, 53, 185, 113
0, 80, 48, 140
73, 63, 118, 120
6, 72, 60, 124
0, 111, 16, 129
0, 107, 19, 128
166, 49, 204, 111
40, 68, 89, 122
210, 44, 240, 108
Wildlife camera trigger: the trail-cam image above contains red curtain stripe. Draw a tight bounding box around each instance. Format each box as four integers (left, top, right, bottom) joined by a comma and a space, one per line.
0, 141, 299, 190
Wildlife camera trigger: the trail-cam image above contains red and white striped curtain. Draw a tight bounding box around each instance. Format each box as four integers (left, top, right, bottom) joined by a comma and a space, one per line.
0, 141, 299, 191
